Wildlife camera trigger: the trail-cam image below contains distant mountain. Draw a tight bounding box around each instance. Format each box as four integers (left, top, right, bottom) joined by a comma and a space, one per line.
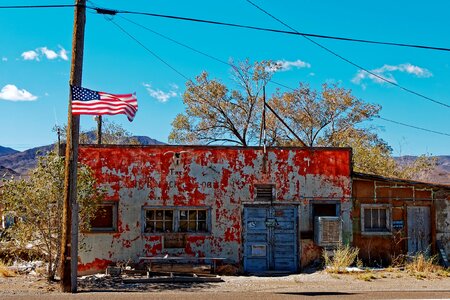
0, 135, 165, 176
0, 166, 20, 178
79, 131, 166, 145
0, 144, 54, 175
0, 146, 19, 157
133, 136, 166, 145
395, 156, 450, 185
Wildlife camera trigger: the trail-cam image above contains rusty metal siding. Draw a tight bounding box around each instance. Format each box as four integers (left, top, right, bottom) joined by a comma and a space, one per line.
352, 176, 450, 265
77, 146, 352, 273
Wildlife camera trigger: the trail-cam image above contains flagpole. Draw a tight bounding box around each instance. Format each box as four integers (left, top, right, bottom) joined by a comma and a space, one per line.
60, 0, 86, 293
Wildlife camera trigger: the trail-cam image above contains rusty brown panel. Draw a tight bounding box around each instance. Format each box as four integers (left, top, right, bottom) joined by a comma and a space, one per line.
352, 179, 375, 198
376, 187, 413, 199
415, 189, 432, 199
353, 234, 396, 266
300, 239, 323, 268
392, 207, 403, 220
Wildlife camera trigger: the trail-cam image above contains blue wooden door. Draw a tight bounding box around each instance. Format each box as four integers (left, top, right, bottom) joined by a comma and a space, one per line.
243, 206, 298, 273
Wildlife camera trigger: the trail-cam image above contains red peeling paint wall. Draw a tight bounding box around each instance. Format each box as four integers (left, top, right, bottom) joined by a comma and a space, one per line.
77, 145, 352, 273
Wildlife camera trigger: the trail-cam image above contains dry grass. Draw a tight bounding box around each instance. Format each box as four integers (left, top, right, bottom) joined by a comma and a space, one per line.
323, 245, 360, 273
0, 262, 16, 277
404, 253, 449, 279
356, 272, 377, 281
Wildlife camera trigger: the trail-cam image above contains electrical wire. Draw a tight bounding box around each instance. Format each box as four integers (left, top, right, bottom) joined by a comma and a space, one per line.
107, 17, 190, 81
376, 117, 450, 137
2, 3, 450, 53
80, 5, 450, 53
245, 0, 450, 109
0, 4, 76, 9
115, 16, 450, 139
119, 16, 295, 91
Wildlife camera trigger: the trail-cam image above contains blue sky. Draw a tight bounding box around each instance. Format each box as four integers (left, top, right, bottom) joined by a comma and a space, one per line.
1, 0, 449, 155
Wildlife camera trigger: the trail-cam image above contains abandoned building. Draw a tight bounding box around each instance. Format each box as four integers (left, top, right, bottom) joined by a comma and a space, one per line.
73, 145, 449, 274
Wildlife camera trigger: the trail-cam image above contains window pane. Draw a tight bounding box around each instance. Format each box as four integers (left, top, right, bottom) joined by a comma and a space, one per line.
146, 210, 154, 220
198, 210, 206, 220
165, 221, 173, 232
91, 205, 113, 229
145, 222, 154, 233
179, 220, 188, 232
165, 210, 173, 221
180, 210, 188, 220
155, 221, 164, 232
364, 208, 371, 230
378, 209, 387, 229
198, 220, 207, 232
156, 210, 164, 220
189, 210, 197, 221
188, 221, 196, 232
372, 208, 379, 228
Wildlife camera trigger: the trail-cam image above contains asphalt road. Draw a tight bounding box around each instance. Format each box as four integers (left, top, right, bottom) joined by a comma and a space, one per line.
3, 290, 450, 300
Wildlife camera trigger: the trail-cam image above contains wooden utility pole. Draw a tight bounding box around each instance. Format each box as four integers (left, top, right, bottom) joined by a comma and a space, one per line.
97, 115, 102, 144
60, 0, 86, 293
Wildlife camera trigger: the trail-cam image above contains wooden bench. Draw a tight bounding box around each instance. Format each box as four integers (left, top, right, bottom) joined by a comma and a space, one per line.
139, 256, 226, 274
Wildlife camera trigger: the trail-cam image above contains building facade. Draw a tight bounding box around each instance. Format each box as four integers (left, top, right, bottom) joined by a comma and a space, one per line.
352, 172, 450, 266
78, 145, 352, 274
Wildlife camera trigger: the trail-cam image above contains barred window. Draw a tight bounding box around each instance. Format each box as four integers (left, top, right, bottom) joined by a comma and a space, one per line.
361, 204, 391, 234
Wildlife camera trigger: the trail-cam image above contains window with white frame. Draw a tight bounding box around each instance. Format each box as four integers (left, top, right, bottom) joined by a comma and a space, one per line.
143, 207, 209, 233
361, 204, 391, 234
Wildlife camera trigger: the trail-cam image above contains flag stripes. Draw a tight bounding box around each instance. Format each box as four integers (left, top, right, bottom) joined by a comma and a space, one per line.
71, 86, 138, 121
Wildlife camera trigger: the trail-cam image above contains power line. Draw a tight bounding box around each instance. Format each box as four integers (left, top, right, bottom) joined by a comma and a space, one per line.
114, 16, 449, 139
376, 117, 450, 137
245, 0, 450, 109
119, 15, 295, 91
101, 15, 308, 146
106, 17, 190, 81
2, 3, 450, 54
0, 4, 76, 9
82, 6, 450, 53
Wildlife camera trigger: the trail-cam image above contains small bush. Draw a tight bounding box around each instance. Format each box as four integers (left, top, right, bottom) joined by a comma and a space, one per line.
323, 245, 360, 273
405, 253, 447, 279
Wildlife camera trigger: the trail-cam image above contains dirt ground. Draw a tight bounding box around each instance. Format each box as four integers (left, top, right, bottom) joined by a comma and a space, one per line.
1, 269, 449, 299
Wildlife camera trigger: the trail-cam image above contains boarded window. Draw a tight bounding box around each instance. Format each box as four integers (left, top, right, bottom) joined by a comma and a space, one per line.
255, 184, 274, 202
90, 202, 117, 232
362, 205, 390, 233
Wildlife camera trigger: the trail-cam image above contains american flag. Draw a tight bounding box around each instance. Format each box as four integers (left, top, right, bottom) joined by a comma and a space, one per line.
71, 85, 138, 122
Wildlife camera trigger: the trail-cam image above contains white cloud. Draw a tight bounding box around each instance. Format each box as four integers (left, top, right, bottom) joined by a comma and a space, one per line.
39, 47, 58, 60
2, 57, 7, 62
143, 83, 178, 103
0, 84, 38, 101
58, 46, 68, 61
21, 50, 39, 61
21, 46, 69, 61
352, 63, 432, 86
269, 59, 311, 72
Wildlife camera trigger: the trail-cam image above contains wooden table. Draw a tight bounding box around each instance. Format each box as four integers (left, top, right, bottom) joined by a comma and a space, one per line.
139, 256, 226, 273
